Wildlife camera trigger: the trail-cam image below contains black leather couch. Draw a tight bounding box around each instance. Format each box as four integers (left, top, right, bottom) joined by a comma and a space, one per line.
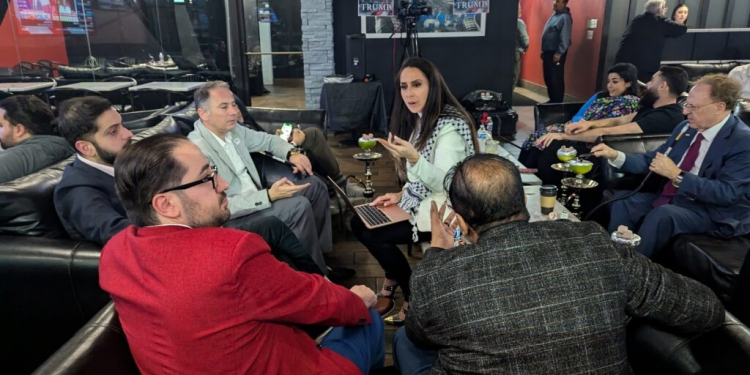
0, 106, 325, 374
0, 117, 188, 375
32, 299, 750, 375
599, 133, 672, 190
534, 102, 585, 131
627, 312, 750, 375
245, 106, 327, 135
667, 62, 743, 82
121, 104, 184, 132
32, 302, 139, 375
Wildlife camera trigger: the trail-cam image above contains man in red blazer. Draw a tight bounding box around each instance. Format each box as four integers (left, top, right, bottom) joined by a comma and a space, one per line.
100, 133, 385, 375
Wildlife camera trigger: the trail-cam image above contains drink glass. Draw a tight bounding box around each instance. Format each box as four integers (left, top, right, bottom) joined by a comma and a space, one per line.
540, 185, 558, 214
486, 140, 499, 155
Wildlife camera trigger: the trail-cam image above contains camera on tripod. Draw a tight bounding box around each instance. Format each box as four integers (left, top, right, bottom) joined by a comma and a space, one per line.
397, 0, 432, 21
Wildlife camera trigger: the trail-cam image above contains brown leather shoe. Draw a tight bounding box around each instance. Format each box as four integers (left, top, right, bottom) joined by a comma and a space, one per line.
372, 297, 395, 317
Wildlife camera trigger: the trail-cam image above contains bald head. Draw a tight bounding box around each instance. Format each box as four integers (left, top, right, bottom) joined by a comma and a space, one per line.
445, 154, 529, 232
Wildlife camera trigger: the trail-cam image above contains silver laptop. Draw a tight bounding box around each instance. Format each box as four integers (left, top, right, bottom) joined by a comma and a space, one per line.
328, 176, 411, 229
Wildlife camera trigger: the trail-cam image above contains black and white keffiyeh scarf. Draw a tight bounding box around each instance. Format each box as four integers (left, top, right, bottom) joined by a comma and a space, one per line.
398, 105, 476, 241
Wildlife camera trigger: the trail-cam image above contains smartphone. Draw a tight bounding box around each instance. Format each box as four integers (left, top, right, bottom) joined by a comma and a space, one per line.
279, 123, 293, 141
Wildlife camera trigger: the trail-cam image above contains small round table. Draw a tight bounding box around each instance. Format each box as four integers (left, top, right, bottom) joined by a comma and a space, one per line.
353, 152, 382, 200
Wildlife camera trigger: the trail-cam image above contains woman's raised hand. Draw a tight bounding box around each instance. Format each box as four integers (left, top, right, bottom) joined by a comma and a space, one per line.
377, 132, 420, 164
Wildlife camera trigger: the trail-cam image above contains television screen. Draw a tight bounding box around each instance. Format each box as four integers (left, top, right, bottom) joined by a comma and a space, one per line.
57, 0, 94, 34
12, 0, 94, 35
14, 0, 59, 35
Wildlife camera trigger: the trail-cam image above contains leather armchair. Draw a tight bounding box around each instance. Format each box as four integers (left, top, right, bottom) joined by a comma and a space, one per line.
56, 65, 107, 80
1, 237, 110, 375
533, 102, 585, 132
657, 234, 750, 325
245, 107, 327, 136
0, 116, 191, 374
1, 107, 313, 373
657, 235, 747, 302
0, 156, 71, 237
736, 101, 750, 125
121, 104, 183, 132
667, 62, 741, 82
627, 312, 750, 375
32, 302, 139, 375
599, 133, 671, 190
34, 300, 750, 375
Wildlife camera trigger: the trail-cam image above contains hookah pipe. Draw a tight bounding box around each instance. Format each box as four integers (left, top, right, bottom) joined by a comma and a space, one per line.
583, 124, 689, 221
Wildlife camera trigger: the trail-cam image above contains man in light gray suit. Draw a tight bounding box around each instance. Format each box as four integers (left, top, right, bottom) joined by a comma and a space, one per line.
187, 81, 333, 275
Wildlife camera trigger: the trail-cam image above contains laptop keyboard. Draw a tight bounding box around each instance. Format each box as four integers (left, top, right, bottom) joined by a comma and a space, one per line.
355, 205, 392, 226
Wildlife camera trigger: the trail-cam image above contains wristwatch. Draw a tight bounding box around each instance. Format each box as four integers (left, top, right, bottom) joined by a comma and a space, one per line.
672, 171, 685, 188
286, 148, 303, 160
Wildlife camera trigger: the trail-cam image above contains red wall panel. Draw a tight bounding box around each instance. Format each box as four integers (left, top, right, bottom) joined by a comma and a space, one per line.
0, 2, 69, 69
520, 0, 606, 100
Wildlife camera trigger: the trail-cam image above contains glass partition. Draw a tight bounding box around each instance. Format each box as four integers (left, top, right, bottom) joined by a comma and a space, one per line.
0, 0, 234, 99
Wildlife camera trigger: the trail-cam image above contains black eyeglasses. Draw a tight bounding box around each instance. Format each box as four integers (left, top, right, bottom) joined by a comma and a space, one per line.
159, 165, 218, 194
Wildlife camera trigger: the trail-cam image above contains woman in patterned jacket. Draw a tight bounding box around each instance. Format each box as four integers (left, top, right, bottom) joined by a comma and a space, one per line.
518, 63, 641, 168
351, 57, 479, 325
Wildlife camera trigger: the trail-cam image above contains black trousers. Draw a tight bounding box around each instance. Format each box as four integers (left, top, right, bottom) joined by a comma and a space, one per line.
351, 216, 430, 302
542, 51, 567, 103
224, 215, 324, 275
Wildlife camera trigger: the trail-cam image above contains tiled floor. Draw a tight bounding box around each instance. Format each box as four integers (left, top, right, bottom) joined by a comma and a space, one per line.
324, 105, 535, 365
251, 78, 305, 109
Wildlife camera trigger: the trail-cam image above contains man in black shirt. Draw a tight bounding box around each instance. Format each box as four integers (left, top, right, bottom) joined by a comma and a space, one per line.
532, 66, 688, 185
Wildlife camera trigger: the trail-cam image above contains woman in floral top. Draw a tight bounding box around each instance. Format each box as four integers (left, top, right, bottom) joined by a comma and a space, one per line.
521, 63, 641, 153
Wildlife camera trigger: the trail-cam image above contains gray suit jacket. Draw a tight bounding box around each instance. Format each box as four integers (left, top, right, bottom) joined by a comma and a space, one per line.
406, 220, 725, 375
188, 120, 293, 217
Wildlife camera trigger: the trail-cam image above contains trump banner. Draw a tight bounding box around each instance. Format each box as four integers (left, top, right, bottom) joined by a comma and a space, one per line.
358, 0, 394, 17
453, 0, 489, 14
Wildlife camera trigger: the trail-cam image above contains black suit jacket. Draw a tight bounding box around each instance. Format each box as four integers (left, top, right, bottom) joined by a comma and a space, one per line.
406, 220, 725, 375
615, 13, 687, 80
54, 158, 130, 246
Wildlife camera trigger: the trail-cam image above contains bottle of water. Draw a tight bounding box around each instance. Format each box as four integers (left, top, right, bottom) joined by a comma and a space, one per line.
159, 52, 164, 63
477, 124, 488, 153
486, 115, 493, 136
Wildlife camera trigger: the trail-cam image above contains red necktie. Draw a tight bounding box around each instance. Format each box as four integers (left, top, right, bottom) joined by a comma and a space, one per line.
653, 133, 704, 207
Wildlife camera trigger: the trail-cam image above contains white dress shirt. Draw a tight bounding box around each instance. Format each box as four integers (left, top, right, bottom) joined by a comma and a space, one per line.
610, 114, 731, 175
729, 64, 750, 99
209, 131, 258, 195
77, 154, 115, 177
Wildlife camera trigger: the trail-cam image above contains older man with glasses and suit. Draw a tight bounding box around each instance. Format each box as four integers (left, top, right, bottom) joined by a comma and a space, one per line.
592, 74, 750, 258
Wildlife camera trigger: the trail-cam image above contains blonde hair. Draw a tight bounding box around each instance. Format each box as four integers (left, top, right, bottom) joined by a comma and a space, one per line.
694, 74, 741, 110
